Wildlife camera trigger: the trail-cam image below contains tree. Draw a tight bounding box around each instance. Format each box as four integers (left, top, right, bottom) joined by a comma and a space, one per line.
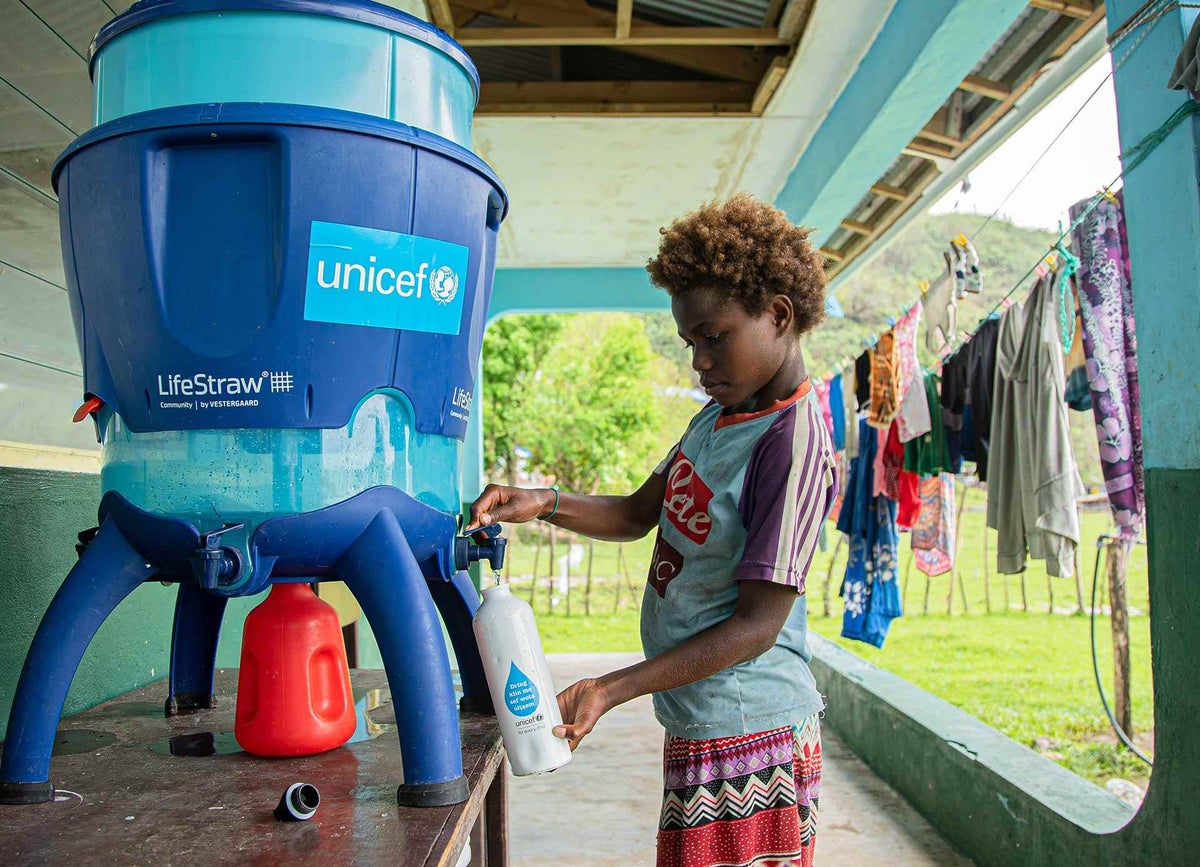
482, 314, 563, 483
522, 315, 662, 494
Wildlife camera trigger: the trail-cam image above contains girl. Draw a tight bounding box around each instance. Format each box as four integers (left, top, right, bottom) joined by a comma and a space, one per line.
467, 194, 836, 867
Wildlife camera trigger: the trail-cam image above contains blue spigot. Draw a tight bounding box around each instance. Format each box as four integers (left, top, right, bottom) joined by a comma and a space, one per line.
190, 523, 245, 590
453, 523, 507, 573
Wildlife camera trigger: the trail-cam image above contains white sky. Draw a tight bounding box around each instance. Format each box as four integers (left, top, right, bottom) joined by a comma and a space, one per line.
929, 54, 1121, 232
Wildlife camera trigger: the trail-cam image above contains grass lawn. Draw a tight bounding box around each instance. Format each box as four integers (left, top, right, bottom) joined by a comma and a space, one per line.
501, 504, 1154, 789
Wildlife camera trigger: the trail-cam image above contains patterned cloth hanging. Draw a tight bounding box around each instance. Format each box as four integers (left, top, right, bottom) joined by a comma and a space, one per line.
1069, 192, 1145, 540
912, 474, 955, 577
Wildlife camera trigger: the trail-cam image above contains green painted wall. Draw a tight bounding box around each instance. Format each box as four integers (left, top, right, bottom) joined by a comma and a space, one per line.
0, 467, 271, 741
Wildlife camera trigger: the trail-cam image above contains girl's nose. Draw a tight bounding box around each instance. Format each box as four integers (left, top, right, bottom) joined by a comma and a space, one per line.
691, 348, 712, 372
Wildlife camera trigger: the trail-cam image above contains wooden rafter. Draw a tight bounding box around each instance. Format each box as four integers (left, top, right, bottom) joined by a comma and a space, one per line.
426, 0, 456, 35
1027, 0, 1094, 18
762, 0, 786, 28
870, 182, 909, 201
919, 107, 965, 147
615, 0, 633, 40
451, 0, 779, 83
477, 81, 756, 115
777, 0, 816, 41
752, 57, 790, 114
820, 247, 845, 263
840, 219, 874, 235
456, 27, 790, 47
959, 74, 1012, 100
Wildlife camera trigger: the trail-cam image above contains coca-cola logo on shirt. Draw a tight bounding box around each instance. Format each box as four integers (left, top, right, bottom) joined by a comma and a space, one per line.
664, 454, 713, 544
647, 530, 684, 598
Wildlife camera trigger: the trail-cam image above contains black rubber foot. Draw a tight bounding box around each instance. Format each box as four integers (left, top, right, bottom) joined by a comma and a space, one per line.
0, 781, 55, 805
459, 693, 494, 715
164, 693, 217, 717
397, 776, 469, 808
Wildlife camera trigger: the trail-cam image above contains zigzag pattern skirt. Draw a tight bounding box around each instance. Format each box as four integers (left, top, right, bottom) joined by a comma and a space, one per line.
657, 715, 821, 867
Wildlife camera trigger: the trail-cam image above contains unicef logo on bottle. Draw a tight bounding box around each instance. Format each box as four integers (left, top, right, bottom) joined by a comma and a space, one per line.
430, 266, 459, 305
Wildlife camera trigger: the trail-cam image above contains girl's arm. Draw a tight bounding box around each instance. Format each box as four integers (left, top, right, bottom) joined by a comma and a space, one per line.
465, 472, 667, 543
553, 580, 798, 749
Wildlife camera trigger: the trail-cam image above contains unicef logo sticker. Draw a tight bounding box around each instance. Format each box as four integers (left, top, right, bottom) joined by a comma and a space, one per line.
430, 266, 459, 305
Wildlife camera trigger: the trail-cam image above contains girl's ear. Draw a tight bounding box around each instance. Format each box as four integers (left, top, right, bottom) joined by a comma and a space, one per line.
771, 295, 795, 335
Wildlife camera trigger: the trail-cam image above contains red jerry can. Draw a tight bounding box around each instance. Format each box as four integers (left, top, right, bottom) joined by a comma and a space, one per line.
235, 583, 356, 756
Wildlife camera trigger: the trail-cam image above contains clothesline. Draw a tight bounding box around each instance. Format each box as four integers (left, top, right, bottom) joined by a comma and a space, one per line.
820, 97, 1200, 382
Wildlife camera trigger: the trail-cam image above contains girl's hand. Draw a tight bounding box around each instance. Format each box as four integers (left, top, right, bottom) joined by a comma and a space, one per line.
553, 678, 612, 750
465, 483, 555, 531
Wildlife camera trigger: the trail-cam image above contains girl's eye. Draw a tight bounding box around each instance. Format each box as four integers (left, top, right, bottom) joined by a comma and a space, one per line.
681, 338, 695, 349
705, 333, 723, 344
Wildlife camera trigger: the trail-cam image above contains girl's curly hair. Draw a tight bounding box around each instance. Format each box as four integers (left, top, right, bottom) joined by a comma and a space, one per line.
645, 194, 827, 335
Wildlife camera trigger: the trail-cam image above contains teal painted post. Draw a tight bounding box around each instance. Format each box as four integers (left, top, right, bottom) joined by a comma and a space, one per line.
1106, 0, 1200, 861
773, 0, 1027, 239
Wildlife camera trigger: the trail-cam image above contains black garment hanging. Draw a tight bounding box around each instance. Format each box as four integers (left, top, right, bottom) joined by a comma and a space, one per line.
854, 350, 872, 412
963, 317, 1000, 482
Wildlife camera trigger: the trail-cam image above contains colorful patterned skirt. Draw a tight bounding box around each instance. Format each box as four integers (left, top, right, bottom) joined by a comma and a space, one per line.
658, 715, 821, 867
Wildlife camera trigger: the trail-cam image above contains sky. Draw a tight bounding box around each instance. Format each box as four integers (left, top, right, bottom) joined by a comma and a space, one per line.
929, 54, 1122, 232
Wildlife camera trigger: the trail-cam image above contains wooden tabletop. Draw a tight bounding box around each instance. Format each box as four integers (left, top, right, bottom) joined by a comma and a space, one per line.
0, 669, 504, 866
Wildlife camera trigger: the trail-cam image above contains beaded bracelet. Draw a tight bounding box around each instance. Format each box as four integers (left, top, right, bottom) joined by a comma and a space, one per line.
541, 486, 560, 520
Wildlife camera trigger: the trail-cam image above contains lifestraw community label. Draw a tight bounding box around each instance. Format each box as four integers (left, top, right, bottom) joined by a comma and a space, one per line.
304, 220, 469, 335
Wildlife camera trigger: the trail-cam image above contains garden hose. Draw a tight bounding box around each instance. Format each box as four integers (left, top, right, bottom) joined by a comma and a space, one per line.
1089, 535, 1152, 765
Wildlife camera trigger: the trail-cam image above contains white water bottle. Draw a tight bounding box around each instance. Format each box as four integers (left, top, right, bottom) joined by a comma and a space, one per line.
473, 583, 572, 775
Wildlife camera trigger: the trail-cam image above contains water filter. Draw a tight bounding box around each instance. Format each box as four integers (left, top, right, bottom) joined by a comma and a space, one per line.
472, 584, 573, 775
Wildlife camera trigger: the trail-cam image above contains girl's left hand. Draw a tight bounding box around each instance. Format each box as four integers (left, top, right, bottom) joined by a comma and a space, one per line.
553, 678, 612, 750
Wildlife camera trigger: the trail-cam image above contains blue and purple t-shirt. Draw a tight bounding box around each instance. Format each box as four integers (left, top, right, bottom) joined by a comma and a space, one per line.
640, 380, 838, 739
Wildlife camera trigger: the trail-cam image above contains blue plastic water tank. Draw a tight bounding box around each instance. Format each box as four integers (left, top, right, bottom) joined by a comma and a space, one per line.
89, 0, 479, 148
54, 103, 506, 584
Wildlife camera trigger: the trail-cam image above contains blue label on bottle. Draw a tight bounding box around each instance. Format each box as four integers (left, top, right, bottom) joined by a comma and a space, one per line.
504, 662, 540, 717
304, 220, 469, 335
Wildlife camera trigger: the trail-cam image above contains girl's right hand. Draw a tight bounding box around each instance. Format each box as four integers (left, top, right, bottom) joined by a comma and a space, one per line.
465, 483, 555, 531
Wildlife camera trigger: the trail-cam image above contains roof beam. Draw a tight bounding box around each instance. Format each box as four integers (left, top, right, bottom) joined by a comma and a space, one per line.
870, 182, 910, 201
452, 0, 778, 82
959, 74, 1012, 100
919, 107, 965, 147
752, 56, 790, 114
477, 80, 756, 114
456, 26, 790, 47
820, 247, 845, 263
615, 0, 633, 40
840, 219, 874, 235
777, 0, 817, 41
425, 0, 455, 35
1027, 0, 1095, 18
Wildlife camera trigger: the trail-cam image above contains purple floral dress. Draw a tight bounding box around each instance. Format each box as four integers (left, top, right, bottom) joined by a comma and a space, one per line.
1069, 193, 1145, 540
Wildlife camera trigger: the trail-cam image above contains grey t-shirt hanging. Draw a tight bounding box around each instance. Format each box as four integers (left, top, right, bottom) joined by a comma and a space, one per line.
640, 381, 837, 740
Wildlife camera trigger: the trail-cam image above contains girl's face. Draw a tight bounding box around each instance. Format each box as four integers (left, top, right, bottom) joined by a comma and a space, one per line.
672, 286, 796, 412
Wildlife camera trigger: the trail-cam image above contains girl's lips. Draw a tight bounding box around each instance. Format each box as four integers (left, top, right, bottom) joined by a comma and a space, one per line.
703, 382, 726, 396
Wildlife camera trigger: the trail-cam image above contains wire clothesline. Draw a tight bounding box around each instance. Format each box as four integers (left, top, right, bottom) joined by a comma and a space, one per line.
820, 96, 1200, 382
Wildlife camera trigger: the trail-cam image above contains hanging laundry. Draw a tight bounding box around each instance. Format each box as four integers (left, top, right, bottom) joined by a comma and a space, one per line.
814, 377, 835, 439
828, 373, 846, 451
924, 269, 957, 355
1062, 277, 1092, 411
903, 370, 951, 477
867, 330, 899, 429
1069, 192, 1145, 540
896, 368, 932, 443
854, 350, 872, 413
939, 351, 968, 472
986, 271, 1085, 577
912, 474, 956, 577
838, 419, 901, 648
962, 317, 999, 480
894, 302, 923, 404
841, 367, 859, 457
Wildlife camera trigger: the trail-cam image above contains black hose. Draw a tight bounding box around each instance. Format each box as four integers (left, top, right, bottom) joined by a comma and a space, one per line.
1089, 535, 1152, 765
274, 782, 320, 821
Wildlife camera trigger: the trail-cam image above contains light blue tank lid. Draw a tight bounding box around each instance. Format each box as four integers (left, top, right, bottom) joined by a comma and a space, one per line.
88, 0, 480, 96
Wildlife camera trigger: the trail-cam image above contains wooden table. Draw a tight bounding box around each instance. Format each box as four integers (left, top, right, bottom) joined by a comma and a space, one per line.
0, 669, 507, 866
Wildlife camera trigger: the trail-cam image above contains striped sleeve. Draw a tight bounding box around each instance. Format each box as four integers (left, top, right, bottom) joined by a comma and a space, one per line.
734, 401, 838, 592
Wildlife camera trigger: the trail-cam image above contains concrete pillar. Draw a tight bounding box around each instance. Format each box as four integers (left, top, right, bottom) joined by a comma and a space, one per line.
1106, 0, 1200, 860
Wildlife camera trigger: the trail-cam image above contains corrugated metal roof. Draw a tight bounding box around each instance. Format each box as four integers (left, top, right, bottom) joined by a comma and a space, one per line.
587, 0, 772, 28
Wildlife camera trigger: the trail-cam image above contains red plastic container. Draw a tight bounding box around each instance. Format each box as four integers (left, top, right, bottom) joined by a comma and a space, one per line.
235, 583, 356, 757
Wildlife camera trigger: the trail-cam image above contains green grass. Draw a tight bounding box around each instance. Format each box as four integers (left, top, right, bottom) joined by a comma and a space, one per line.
500, 506, 1154, 788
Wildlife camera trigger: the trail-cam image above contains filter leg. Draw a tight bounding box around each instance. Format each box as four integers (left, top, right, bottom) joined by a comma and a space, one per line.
0, 518, 156, 804
337, 509, 468, 807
